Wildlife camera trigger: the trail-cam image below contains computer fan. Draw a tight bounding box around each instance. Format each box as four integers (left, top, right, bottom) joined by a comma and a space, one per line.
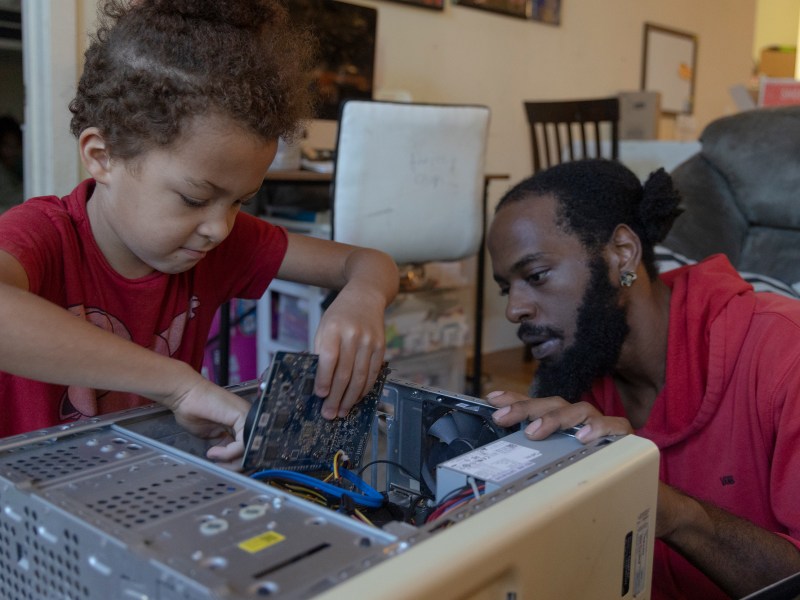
420, 398, 511, 497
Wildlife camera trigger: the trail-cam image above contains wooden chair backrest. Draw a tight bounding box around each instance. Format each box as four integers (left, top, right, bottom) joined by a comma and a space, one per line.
524, 97, 620, 172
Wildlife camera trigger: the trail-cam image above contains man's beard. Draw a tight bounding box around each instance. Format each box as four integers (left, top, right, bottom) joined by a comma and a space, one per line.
525, 256, 629, 402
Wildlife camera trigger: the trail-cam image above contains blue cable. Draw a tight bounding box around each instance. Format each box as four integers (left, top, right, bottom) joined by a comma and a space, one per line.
251, 468, 384, 509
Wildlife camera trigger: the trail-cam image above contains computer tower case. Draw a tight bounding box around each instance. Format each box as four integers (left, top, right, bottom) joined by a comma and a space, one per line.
0, 374, 659, 599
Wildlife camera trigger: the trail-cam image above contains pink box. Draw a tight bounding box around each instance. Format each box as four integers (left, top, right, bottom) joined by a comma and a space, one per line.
202, 299, 259, 384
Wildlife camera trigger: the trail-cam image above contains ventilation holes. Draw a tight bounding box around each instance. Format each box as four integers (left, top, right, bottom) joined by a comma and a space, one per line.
3, 445, 105, 481
2, 439, 148, 482
0, 511, 88, 599
84, 472, 239, 529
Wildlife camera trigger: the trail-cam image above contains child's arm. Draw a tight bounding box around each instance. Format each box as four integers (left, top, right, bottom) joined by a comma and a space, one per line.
277, 233, 399, 419
0, 250, 249, 462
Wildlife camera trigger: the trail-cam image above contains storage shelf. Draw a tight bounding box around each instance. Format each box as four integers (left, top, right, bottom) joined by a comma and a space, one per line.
257, 279, 472, 393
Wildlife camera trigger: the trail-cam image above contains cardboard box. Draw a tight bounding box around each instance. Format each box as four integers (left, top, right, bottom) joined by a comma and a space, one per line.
759, 47, 797, 78
618, 91, 661, 140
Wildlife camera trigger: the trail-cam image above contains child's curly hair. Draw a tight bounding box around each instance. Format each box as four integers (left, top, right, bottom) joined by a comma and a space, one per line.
69, 0, 315, 160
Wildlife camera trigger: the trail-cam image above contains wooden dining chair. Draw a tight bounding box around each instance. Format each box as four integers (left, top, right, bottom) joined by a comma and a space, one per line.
523, 97, 620, 172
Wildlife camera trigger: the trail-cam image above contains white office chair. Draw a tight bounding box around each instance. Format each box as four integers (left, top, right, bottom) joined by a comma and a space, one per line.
332, 100, 489, 265
331, 99, 491, 394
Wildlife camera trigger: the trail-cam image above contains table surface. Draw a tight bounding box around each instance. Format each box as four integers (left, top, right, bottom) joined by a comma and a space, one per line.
265, 168, 511, 183
264, 169, 333, 182
618, 140, 701, 180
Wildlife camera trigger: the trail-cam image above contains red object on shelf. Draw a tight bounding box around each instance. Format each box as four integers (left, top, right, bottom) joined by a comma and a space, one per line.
758, 77, 800, 107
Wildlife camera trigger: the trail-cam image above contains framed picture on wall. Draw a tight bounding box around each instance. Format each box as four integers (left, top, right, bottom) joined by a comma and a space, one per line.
377, 0, 444, 9
641, 23, 698, 115
453, 0, 531, 20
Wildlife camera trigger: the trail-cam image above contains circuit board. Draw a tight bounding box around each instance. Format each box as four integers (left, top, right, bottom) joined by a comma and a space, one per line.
242, 351, 387, 473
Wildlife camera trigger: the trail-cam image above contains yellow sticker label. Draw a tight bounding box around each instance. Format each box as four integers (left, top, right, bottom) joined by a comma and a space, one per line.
238, 531, 286, 554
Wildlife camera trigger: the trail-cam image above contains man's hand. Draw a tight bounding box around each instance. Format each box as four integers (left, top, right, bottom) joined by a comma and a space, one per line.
486, 390, 633, 443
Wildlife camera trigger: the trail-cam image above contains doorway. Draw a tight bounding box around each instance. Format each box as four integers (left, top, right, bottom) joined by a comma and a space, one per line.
0, 1, 23, 212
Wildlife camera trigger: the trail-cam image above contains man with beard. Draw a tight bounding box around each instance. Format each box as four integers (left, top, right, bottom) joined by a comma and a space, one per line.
485, 159, 800, 599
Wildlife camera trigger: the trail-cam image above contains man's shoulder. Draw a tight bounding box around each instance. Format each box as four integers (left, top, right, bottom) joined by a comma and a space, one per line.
737, 293, 800, 374
656, 245, 800, 300
751, 291, 800, 324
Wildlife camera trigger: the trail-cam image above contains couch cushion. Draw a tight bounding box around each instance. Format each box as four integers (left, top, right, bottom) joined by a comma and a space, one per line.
700, 106, 800, 228
665, 106, 800, 286
664, 156, 749, 265
740, 227, 800, 287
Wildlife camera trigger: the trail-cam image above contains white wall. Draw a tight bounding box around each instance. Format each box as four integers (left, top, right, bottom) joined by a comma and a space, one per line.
754, 0, 800, 59
346, 0, 757, 352
752, 0, 800, 78
63, 0, 757, 353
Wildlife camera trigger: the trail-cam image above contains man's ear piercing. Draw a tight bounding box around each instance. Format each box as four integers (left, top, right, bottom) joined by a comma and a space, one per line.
620, 271, 638, 287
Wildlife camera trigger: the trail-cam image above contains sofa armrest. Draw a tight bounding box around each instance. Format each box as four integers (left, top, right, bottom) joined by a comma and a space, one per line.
664, 155, 749, 265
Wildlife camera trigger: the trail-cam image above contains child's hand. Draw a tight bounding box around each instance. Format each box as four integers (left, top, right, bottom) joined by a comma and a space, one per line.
312, 287, 387, 419
276, 234, 398, 420
166, 371, 250, 464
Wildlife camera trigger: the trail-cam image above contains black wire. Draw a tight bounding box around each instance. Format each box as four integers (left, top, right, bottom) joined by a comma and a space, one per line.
357, 459, 418, 481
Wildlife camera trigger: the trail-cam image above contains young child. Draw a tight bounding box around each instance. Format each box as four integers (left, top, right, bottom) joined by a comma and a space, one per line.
0, 0, 399, 462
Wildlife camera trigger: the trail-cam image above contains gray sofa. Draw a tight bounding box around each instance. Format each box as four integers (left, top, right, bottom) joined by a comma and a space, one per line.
663, 106, 800, 289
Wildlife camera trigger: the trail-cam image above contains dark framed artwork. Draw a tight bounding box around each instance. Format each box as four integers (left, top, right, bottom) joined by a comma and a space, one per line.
377, 0, 444, 9
453, 0, 531, 20
531, 0, 561, 25
641, 23, 698, 115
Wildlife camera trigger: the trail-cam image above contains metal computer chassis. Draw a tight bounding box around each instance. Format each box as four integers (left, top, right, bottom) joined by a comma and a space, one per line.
0, 376, 659, 600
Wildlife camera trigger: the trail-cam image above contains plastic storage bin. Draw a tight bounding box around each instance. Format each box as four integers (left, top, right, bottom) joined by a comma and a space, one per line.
387, 347, 467, 393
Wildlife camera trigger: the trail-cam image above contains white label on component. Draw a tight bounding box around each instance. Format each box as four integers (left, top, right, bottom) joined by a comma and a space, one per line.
440, 440, 542, 481
633, 508, 651, 597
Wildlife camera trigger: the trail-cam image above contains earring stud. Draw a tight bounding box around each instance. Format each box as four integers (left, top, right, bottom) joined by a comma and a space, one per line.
620, 271, 637, 287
